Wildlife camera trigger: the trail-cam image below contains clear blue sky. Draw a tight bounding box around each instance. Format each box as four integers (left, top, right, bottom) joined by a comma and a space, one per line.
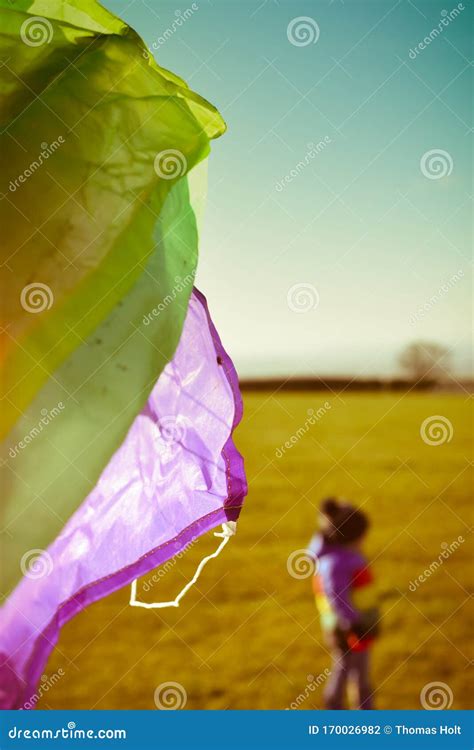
107, 0, 472, 377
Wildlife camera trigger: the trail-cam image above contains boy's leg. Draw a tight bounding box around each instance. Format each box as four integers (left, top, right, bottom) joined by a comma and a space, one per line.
323, 649, 350, 709
347, 650, 373, 709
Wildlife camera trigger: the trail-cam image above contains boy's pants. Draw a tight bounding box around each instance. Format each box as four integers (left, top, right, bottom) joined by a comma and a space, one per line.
324, 649, 373, 709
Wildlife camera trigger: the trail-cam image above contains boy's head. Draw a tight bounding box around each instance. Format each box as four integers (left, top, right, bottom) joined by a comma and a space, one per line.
319, 497, 369, 546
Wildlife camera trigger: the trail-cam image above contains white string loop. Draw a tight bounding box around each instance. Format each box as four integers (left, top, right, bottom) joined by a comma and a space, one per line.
129, 522, 236, 610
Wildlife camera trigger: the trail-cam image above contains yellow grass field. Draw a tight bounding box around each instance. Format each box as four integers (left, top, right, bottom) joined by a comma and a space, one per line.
42, 390, 473, 710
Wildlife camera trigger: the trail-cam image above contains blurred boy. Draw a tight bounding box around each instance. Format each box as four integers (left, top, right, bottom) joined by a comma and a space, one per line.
307, 497, 379, 709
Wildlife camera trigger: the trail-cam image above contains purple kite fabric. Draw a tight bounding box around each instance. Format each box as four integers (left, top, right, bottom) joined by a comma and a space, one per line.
0, 289, 246, 710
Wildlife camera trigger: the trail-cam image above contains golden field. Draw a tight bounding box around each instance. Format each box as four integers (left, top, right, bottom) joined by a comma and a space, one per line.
42, 390, 473, 710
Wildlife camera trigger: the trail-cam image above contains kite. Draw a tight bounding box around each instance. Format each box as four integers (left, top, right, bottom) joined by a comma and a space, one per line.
0, 0, 247, 709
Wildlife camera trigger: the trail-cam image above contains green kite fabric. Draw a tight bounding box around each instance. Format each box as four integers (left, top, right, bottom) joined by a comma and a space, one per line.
0, 0, 226, 594
0, 0, 225, 436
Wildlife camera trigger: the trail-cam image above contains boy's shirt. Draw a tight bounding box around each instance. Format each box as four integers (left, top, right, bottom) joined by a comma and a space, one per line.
307, 534, 379, 651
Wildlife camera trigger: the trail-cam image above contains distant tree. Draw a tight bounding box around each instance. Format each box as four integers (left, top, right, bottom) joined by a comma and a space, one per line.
399, 341, 451, 382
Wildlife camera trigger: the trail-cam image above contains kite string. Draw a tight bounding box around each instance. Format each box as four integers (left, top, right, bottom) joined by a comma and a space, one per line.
129, 522, 236, 610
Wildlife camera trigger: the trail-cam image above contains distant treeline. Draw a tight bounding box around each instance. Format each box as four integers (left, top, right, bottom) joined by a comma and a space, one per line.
240, 377, 473, 392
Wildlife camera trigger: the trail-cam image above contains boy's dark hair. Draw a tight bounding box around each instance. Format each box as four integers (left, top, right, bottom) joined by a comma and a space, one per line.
319, 497, 369, 545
